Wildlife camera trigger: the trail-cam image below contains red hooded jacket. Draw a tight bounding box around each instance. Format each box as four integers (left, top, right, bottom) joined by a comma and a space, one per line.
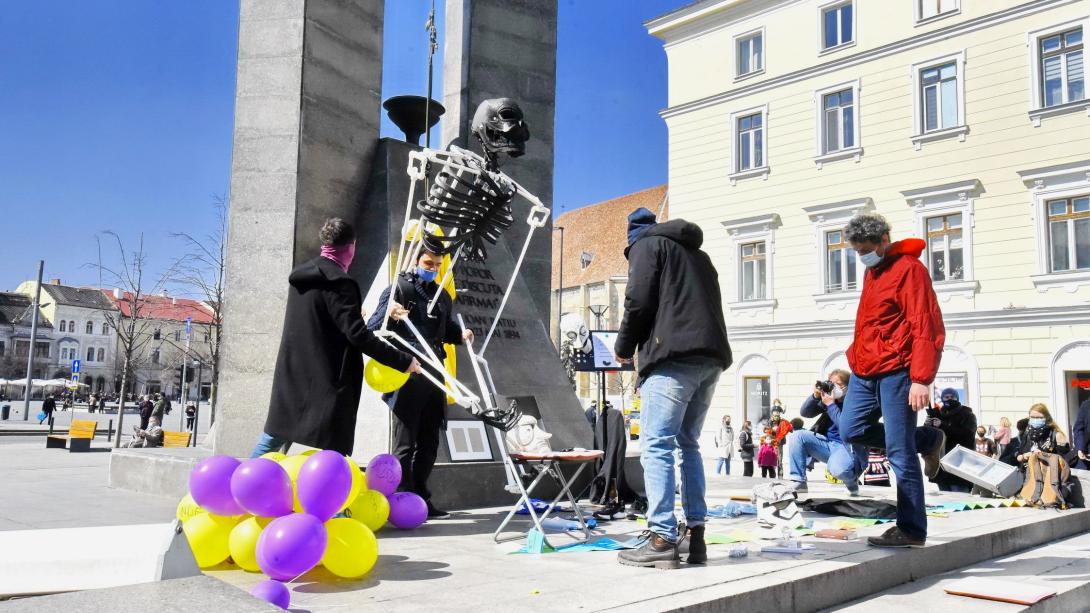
846, 239, 945, 385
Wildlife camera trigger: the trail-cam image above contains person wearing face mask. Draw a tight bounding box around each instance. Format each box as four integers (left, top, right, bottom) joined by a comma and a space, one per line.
923, 388, 977, 493
786, 369, 867, 495
975, 427, 997, 458
252, 218, 420, 458
367, 248, 474, 520
838, 213, 947, 549
1016, 404, 1074, 508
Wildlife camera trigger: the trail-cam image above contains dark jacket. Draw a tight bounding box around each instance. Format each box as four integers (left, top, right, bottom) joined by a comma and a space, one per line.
738, 428, 755, 461
264, 256, 413, 455
1072, 399, 1090, 456
589, 408, 637, 504
614, 220, 731, 381
366, 272, 463, 353
1018, 426, 1073, 462
43, 397, 56, 413
931, 401, 976, 489
800, 395, 843, 443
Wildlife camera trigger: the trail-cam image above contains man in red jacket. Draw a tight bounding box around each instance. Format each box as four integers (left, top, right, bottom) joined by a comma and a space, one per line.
839, 213, 946, 548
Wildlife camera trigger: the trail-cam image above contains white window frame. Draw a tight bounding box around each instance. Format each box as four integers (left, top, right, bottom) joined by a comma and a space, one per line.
1027, 19, 1090, 126
901, 179, 982, 301
804, 197, 872, 310
813, 79, 862, 168
910, 50, 968, 150
729, 104, 770, 184
1018, 160, 1090, 292
817, 0, 856, 55
734, 27, 765, 82
721, 214, 780, 315
914, 0, 960, 26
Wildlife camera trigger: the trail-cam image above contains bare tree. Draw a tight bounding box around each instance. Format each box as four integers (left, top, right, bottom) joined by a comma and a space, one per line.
91, 232, 175, 447
168, 197, 226, 424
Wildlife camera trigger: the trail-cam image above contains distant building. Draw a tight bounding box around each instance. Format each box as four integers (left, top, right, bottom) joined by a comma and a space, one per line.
14, 280, 115, 392
102, 290, 216, 402
551, 184, 668, 405
647, 0, 1090, 432
0, 292, 54, 382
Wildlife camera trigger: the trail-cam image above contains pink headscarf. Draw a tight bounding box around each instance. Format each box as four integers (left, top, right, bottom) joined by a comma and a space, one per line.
320, 242, 355, 273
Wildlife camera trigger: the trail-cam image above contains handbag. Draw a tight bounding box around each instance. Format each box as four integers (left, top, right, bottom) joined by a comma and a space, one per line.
36, 411, 46, 422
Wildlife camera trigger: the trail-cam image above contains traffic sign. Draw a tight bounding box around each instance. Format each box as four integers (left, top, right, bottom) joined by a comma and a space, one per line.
72, 359, 81, 374
185, 317, 192, 337
70, 373, 80, 383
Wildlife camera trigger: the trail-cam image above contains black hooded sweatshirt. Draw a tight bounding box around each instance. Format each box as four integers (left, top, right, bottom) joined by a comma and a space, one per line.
615, 219, 732, 382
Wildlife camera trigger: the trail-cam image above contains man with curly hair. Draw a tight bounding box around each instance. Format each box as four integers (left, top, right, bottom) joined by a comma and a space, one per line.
839, 212, 946, 548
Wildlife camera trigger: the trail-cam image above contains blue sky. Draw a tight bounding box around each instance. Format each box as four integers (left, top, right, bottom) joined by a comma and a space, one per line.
0, 0, 679, 291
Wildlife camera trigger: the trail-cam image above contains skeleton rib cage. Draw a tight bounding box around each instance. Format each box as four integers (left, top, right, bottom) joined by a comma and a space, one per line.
376, 145, 550, 433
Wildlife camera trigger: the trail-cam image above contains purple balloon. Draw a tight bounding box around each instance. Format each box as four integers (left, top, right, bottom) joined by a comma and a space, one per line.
230, 458, 293, 517
296, 450, 352, 522
388, 492, 428, 529
256, 513, 327, 581
366, 453, 402, 496
189, 455, 244, 516
250, 579, 291, 610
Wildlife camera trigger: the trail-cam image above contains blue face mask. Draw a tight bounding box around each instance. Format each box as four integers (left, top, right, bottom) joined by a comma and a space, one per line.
416, 267, 438, 283
1029, 417, 1047, 429
859, 250, 883, 268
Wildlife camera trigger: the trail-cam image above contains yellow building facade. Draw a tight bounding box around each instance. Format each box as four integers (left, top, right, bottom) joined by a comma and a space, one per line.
648, 0, 1090, 433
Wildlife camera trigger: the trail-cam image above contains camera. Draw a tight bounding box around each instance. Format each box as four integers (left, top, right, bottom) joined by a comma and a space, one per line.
815, 380, 835, 395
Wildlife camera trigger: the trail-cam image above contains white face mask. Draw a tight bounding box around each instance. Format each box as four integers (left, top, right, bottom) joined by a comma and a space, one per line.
833, 385, 846, 400
859, 250, 883, 268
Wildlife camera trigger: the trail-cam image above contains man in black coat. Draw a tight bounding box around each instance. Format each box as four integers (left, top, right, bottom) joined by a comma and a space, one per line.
252, 218, 418, 458
1071, 398, 1090, 470
614, 208, 731, 570
924, 388, 977, 492
367, 248, 471, 519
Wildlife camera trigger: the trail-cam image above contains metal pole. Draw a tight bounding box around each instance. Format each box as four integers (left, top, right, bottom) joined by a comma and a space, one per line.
193, 360, 202, 447
22, 260, 44, 421
555, 226, 564, 351
424, 0, 437, 148
179, 328, 190, 431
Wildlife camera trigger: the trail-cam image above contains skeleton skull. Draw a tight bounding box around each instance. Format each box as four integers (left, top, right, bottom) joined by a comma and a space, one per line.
471, 98, 530, 160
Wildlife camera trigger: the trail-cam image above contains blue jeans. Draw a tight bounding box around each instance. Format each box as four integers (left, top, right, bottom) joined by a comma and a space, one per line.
786, 429, 866, 493
250, 432, 292, 458
639, 359, 721, 543
715, 457, 731, 475
839, 369, 940, 540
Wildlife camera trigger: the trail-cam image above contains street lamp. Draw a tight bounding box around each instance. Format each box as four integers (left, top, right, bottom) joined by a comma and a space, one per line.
553, 225, 564, 351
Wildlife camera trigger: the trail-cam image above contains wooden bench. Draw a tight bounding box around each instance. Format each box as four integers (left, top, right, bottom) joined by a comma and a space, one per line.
46, 419, 97, 452
162, 431, 191, 448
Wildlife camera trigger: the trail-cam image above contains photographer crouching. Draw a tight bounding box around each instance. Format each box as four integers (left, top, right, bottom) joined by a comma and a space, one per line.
785, 369, 867, 496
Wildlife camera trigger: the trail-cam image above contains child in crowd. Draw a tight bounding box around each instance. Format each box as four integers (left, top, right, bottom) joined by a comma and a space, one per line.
757, 435, 778, 478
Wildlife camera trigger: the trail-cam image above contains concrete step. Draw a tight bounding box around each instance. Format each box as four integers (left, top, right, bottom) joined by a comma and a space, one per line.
822, 531, 1090, 612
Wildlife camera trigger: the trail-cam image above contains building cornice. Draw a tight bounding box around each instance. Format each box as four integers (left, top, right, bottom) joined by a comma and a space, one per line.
660, 0, 1078, 120
727, 304, 1090, 341
900, 179, 983, 206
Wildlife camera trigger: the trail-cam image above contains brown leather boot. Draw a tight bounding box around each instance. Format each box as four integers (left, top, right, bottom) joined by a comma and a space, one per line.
617, 531, 680, 569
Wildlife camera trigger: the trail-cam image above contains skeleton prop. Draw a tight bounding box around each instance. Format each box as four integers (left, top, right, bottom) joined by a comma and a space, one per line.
375, 99, 548, 434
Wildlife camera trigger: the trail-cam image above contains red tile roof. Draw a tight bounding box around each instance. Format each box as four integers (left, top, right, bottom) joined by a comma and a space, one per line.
552, 185, 668, 288
101, 291, 215, 324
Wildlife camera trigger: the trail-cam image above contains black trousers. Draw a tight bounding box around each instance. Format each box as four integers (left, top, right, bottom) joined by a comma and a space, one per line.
743, 461, 754, 477
390, 371, 446, 503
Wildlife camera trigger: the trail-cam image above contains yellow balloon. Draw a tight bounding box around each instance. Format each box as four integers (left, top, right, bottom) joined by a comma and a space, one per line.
182, 512, 239, 568
279, 454, 309, 513
176, 493, 203, 524
341, 457, 366, 512
347, 490, 389, 533
228, 516, 266, 572
260, 451, 287, 462
322, 518, 378, 579
365, 359, 409, 393
299, 449, 319, 457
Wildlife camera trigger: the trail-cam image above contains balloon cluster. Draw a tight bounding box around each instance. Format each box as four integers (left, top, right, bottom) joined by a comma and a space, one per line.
179, 451, 428, 610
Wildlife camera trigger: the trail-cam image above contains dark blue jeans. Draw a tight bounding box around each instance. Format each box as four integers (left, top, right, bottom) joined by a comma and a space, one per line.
839, 369, 939, 540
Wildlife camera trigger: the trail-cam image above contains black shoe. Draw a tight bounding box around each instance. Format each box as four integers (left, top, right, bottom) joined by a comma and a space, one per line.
683, 525, 707, 564
867, 526, 925, 548
921, 429, 947, 479
426, 503, 450, 519
617, 531, 680, 569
